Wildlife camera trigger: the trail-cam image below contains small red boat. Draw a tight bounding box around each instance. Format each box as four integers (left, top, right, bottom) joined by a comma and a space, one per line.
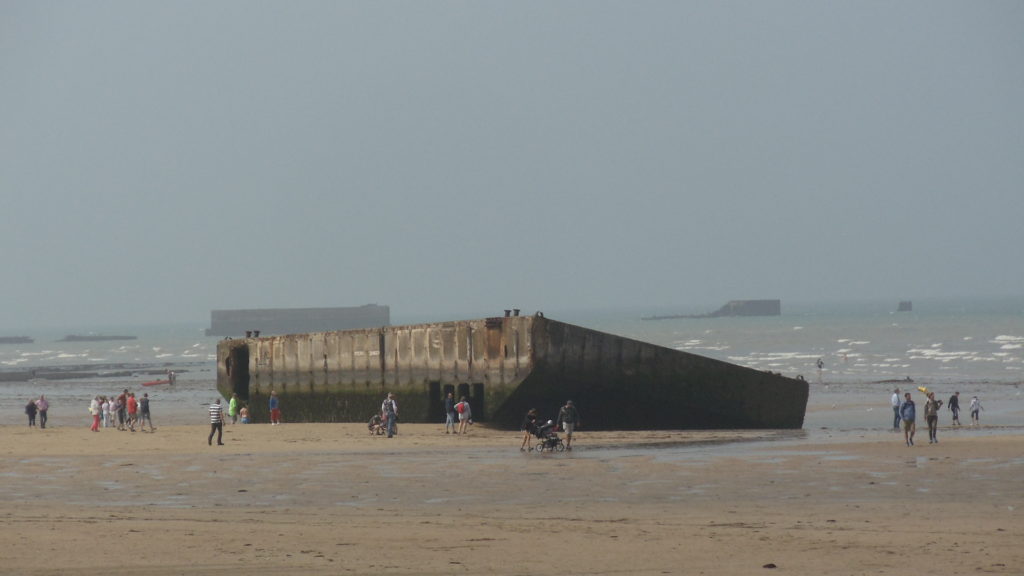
142, 379, 171, 387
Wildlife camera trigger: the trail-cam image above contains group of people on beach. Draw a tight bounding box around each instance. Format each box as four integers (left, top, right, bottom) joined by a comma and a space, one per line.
367, 392, 581, 452
201, 387, 581, 450
23, 395, 49, 428
519, 400, 580, 451
228, 392, 252, 425
442, 391, 473, 436
369, 391, 475, 438
87, 389, 155, 433
368, 391, 414, 438
891, 387, 983, 447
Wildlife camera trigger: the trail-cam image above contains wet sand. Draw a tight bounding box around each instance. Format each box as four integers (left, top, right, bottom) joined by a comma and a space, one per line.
1, 420, 1021, 575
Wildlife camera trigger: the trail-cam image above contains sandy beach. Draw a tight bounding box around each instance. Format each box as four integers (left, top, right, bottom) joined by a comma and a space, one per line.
1, 418, 1021, 576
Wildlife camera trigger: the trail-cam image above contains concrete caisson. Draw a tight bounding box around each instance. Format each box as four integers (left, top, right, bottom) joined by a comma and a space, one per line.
216, 314, 808, 430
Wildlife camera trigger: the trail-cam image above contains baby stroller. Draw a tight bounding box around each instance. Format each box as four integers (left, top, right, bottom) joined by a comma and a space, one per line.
533, 420, 565, 453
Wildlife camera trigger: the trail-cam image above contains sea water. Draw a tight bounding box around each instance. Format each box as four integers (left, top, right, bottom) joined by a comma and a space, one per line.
2, 296, 1022, 429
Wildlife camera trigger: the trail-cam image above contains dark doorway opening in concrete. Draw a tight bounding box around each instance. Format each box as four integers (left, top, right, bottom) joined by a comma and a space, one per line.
472, 382, 485, 420
428, 381, 442, 422
228, 345, 250, 401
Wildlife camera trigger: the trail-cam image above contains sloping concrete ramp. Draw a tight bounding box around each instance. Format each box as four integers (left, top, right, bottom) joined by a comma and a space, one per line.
217, 314, 808, 430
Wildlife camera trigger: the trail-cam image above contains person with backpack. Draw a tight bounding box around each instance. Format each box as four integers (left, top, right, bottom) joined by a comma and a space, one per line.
455, 396, 472, 435
382, 392, 398, 438
899, 392, 916, 447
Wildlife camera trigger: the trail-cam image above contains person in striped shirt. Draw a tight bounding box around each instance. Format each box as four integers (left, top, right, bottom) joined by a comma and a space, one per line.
208, 398, 225, 446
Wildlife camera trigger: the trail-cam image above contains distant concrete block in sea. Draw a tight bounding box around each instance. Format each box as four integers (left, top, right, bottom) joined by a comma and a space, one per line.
642, 299, 782, 320
216, 312, 808, 430
206, 304, 390, 337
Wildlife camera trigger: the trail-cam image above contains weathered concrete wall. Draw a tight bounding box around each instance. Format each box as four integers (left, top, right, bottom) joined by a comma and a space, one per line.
218, 316, 534, 424
216, 315, 808, 430
487, 319, 807, 429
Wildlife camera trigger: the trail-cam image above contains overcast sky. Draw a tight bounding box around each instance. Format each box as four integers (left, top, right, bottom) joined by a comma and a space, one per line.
2, 1, 1022, 329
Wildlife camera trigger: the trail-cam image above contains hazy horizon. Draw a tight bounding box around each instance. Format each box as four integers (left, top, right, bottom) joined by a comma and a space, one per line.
3, 1, 1022, 329
3, 294, 1022, 334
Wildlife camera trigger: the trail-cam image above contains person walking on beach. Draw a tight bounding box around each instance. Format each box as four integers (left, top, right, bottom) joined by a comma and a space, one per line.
948, 391, 961, 426
269, 390, 281, 425
382, 392, 398, 438
444, 391, 457, 434
102, 396, 112, 428
25, 399, 38, 427
899, 392, 916, 447
229, 393, 240, 425
208, 398, 225, 446
455, 396, 472, 435
126, 392, 138, 432
89, 396, 101, 432
139, 393, 154, 432
558, 400, 580, 451
891, 388, 901, 431
116, 389, 128, 431
520, 408, 539, 451
969, 396, 984, 426
924, 392, 943, 444
35, 395, 49, 429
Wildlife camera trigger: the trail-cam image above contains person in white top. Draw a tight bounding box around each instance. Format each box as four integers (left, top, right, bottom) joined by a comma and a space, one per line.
969, 396, 984, 426
891, 388, 901, 431
89, 397, 101, 432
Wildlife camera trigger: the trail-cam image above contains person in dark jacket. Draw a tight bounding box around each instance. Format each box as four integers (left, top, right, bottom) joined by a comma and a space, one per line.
899, 392, 916, 447
947, 391, 961, 426
520, 408, 538, 451
25, 399, 38, 427
924, 392, 943, 444
444, 392, 456, 434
